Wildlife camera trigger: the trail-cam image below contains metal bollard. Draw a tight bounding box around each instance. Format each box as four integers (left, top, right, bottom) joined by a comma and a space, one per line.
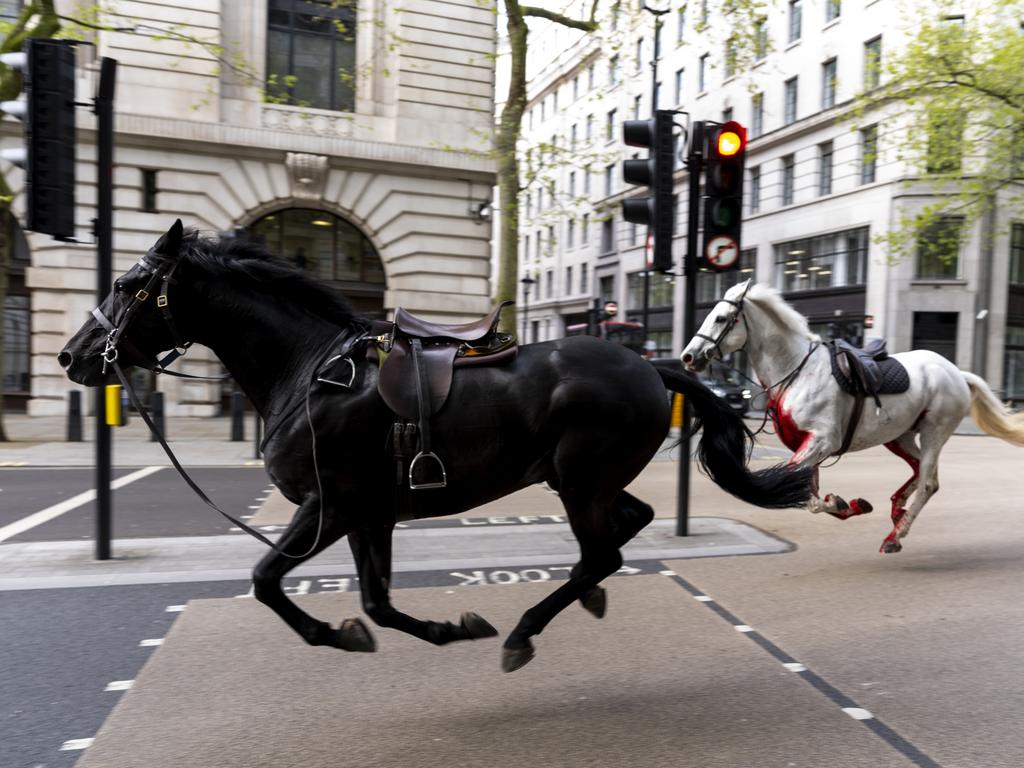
253, 413, 262, 460
149, 391, 165, 441
230, 392, 245, 441
67, 390, 83, 442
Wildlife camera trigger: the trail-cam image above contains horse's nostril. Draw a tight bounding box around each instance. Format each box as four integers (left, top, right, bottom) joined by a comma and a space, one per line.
682, 353, 693, 364
58, 350, 73, 369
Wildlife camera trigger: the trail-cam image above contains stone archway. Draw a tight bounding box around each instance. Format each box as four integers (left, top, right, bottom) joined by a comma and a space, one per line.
249, 207, 386, 318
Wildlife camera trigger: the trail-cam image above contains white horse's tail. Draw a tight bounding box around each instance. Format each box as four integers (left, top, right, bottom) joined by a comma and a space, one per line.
962, 371, 1024, 446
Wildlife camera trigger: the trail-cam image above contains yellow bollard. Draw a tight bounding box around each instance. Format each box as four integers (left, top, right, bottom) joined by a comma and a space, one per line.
105, 384, 126, 426
671, 392, 684, 429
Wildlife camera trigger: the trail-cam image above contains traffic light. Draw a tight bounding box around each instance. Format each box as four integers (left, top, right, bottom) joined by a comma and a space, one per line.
0, 39, 77, 240
702, 120, 746, 272
622, 109, 676, 272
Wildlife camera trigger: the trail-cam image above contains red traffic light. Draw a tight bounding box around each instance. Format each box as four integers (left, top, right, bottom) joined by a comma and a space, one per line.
713, 121, 746, 158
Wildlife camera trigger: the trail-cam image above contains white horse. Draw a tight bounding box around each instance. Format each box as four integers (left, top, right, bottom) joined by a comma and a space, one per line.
682, 280, 1024, 553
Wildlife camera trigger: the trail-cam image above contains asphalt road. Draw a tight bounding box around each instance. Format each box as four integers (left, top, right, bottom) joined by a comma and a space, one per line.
3, 434, 1024, 767
0, 466, 273, 542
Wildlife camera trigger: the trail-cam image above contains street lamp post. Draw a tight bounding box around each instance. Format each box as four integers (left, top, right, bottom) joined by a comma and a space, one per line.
520, 274, 536, 343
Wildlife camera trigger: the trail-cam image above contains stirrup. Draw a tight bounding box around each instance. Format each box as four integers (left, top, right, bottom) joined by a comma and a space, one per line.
409, 450, 447, 490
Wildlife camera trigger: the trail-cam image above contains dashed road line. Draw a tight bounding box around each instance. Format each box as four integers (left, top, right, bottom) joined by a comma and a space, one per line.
165, 605, 186, 612
664, 572, 941, 768
104, 680, 134, 692
60, 738, 94, 751
138, 638, 164, 647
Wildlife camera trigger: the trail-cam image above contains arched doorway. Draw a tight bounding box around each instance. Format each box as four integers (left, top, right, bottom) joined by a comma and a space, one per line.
249, 207, 386, 318
2, 212, 30, 413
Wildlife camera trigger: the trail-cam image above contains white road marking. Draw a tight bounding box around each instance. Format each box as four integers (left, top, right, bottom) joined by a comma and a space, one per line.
165, 605, 186, 613
60, 738, 94, 751
842, 707, 874, 720
734, 624, 754, 633
783, 662, 807, 672
694, 595, 713, 602
659, 569, 676, 576
104, 680, 134, 692
247, 505, 261, 510
139, 638, 164, 647
0, 466, 164, 543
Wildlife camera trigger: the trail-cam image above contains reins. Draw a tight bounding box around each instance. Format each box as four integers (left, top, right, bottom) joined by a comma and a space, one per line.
92, 251, 364, 559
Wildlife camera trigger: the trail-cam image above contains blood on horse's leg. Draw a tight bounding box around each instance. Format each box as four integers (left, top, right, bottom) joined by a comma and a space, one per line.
880, 423, 948, 554
884, 435, 921, 528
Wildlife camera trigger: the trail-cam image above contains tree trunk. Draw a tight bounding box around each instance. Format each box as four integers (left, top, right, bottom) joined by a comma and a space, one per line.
495, 1, 528, 335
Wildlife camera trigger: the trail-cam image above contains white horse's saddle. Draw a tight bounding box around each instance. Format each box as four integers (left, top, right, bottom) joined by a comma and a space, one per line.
828, 338, 910, 404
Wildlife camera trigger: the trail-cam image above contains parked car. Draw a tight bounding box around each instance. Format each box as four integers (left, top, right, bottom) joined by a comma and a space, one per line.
650, 358, 753, 416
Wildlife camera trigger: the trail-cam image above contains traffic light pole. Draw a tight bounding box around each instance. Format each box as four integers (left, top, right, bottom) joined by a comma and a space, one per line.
94, 57, 117, 561
676, 121, 704, 537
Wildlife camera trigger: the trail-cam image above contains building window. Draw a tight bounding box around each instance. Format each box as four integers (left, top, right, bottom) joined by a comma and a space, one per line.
784, 76, 798, 123
751, 92, 764, 137
601, 218, 615, 254
568, 171, 576, 198
781, 154, 795, 205
586, 114, 594, 143
821, 57, 837, 109
754, 18, 768, 61
724, 36, 737, 79
749, 166, 761, 213
861, 124, 878, 183
1010, 223, 1024, 284
818, 141, 833, 195
567, 219, 575, 249
926, 107, 965, 174
588, 63, 595, 90
565, 265, 573, 295
722, 106, 734, 123
605, 164, 615, 196
916, 216, 963, 279
580, 263, 589, 293
606, 108, 617, 142
572, 75, 579, 101
633, 94, 642, 120
774, 227, 869, 293
674, 68, 684, 104
545, 269, 554, 299
912, 312, 958, 364
266, 0, 357, 112
140, 169, 159, 213
628, 270, 675, 309
826, 0, 841, 22
584, 168, 591, 196
677, 6, 686, 43
582, 213, 590, 244
1004, 323, 1024, 401
609, 55, 620, 85
864, 36, 881, 90
699, 53, 708, 92
788, 0, 802, 42
636, 38, 644, 72
570, 123, 577, 150
654, 22, 662, 59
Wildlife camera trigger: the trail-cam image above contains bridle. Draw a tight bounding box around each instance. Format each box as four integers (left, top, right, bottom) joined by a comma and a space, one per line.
90, 251, 201, 378
692, 281, 752, 364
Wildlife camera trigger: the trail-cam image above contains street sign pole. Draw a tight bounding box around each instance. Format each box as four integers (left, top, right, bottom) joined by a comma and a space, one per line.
676, 121, 704, 537
95, 57, 117, 561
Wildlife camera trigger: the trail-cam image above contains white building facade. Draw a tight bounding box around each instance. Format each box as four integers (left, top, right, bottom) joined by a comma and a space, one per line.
1, 0, 497, 415
517, 0, 1024, 400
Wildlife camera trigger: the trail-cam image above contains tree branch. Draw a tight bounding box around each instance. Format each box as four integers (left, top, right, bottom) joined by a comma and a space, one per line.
521, 5, 598, 31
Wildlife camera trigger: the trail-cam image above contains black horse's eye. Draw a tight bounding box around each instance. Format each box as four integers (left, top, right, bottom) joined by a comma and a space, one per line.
114, 282, 124, 293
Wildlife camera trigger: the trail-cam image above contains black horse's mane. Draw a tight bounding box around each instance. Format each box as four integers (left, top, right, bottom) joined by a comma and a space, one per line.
181, 230, 362, 328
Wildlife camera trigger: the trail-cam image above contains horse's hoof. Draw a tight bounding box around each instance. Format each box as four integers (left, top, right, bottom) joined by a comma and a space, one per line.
338, 617, 377, 652
501, 642, 535, 673
880, 538, 903, 554
580, 586, 607, 619
461, 612, 498, 640
850, 498, 873, 515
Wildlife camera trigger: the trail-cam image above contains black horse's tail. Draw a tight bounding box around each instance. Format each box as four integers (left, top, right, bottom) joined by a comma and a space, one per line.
655, 362, 813, 509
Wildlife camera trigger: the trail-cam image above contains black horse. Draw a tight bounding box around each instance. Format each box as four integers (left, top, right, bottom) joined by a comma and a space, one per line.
60, 220, 811, 672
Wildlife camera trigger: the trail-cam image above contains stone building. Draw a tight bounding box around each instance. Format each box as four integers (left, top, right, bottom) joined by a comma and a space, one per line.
517, 0, 1024, 400
1, 0, 496, 415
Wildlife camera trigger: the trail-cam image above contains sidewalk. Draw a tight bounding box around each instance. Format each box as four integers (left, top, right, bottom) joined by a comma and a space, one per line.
0, 413, 263, 466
